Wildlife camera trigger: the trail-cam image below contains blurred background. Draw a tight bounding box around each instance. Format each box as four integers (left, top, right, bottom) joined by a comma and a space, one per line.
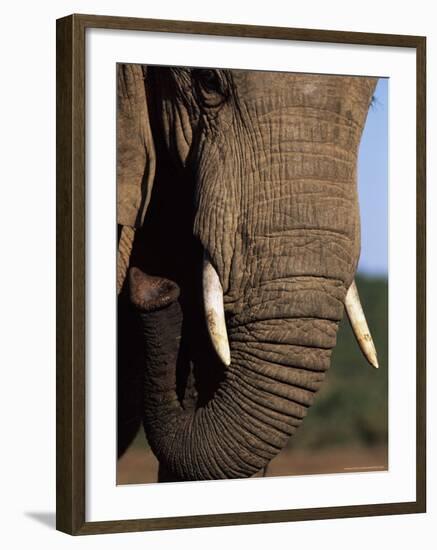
117, 77, 389, 484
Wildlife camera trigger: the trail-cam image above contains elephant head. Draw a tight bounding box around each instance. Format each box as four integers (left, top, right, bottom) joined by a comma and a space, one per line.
117, 64, 378, 480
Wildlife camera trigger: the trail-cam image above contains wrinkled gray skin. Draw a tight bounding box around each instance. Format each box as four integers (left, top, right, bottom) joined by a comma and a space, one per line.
122, 66, 377, 481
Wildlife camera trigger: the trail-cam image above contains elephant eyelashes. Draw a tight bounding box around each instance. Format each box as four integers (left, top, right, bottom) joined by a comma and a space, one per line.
192, 68, 228, 109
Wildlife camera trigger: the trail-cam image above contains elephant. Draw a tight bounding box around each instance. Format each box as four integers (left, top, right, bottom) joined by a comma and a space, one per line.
116, 63, 379, 481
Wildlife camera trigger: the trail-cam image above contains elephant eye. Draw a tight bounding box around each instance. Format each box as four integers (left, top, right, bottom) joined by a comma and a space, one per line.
195, 69, 221, 91
192, 68, 227, 109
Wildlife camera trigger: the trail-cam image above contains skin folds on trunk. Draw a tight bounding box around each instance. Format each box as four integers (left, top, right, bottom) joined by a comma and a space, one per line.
127, 71, 377, 480
132, 270, 342, 481
190, 74, 376, 301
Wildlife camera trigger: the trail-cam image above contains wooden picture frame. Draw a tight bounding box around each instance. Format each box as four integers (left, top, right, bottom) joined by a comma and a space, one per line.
56, 13, 426, 535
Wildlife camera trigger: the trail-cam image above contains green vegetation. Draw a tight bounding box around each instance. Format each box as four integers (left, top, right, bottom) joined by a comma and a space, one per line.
288, 275, 388, 450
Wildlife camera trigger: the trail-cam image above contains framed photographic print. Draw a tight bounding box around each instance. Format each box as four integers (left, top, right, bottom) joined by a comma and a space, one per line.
56, 14, 426, 535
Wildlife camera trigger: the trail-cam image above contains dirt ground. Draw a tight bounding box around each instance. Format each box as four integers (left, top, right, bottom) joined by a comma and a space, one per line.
117, 443, 388, 485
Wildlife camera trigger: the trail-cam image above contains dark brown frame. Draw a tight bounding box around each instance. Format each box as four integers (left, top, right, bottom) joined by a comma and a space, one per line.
56, 13, 426, 535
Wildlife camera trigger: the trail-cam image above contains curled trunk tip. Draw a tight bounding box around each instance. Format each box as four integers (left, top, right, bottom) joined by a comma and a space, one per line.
129, 267, 180, 312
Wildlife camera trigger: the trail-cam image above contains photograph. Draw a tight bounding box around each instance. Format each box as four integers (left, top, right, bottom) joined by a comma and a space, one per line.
2, 0, 432, 545
55, 13, 425, 535
115, 63, 389, 484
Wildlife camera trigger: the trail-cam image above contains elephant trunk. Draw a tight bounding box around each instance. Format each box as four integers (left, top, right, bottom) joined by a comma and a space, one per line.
131, 268, 343, 480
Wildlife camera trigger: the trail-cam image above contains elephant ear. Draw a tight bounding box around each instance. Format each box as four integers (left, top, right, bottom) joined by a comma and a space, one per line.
117, 63, 156, 294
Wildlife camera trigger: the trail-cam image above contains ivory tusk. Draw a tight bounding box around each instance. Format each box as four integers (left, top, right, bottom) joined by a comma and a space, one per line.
345, 280, 379, 368
203, 252, 231, 367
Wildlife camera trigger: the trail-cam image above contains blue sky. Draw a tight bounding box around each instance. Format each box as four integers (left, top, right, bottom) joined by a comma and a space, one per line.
356, 78, 388, 276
